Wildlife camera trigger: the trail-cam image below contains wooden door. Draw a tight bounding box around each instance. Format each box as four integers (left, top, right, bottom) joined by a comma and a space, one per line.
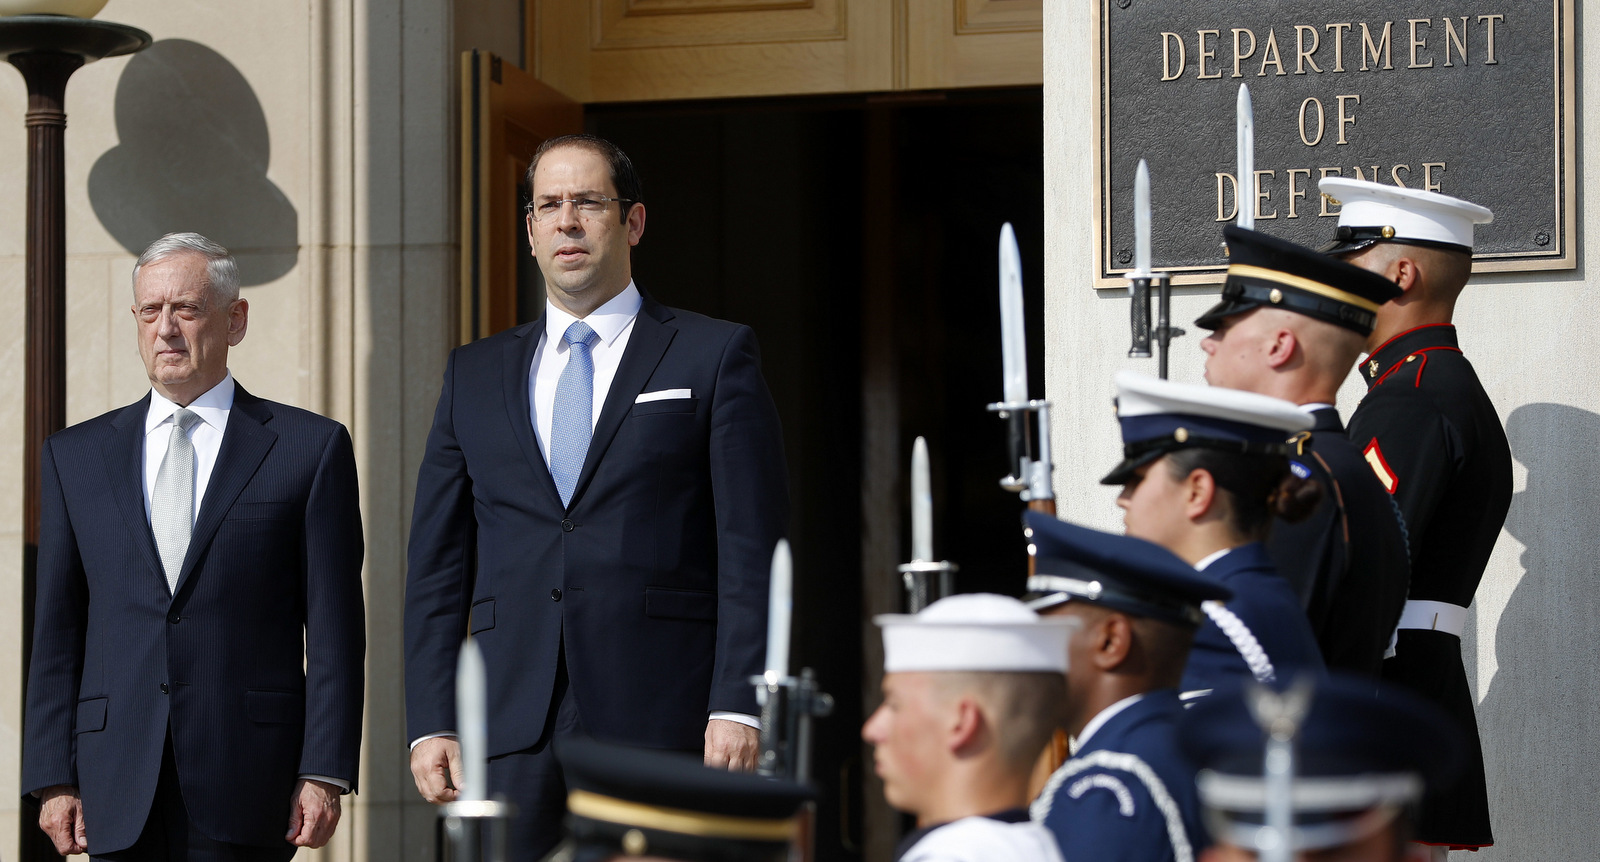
904, 0, 1042, 89
460, 50, 584, 343
525, 0, 1040, 103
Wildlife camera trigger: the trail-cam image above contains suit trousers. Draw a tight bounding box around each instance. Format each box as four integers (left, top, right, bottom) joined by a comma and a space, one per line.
92, 731, 295, 862
490, 639, 586, 861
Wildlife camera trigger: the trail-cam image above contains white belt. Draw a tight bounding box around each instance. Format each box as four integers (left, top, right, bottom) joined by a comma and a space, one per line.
1394, 600, 1469, 637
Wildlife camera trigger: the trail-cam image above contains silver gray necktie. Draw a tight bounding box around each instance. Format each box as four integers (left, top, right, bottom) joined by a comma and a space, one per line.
152, 408, 202, 593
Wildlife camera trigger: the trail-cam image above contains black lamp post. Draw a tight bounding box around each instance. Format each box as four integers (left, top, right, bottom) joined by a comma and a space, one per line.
0, 13, 147, 860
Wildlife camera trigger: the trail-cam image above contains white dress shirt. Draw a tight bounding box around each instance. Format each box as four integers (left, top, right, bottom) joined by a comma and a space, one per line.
1069, 692, 1147, 755
1193, 547, 1233, 572
142, 374, 349, 792
528, 283, 642, 460
411, 283, 755, 750
143, 374, 234, 522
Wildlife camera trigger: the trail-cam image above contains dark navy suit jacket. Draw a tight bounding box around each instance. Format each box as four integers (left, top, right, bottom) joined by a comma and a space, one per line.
404, 295, 788, 755
1035, 691, 1209, 862
1180, 543, 1326, 696
21, 386, 366, 853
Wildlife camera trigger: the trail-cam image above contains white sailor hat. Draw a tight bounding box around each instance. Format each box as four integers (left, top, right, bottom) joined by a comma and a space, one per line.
1319, 177, 1493, 255
874, 593, 1072, 674
1102, 371, 1314, 485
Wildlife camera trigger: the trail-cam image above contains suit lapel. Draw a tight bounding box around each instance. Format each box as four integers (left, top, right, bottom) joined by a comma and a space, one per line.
569, 299, 677, 508
502, 318, 563, 507
103, 395, 165, 586
171, 386, 278, 599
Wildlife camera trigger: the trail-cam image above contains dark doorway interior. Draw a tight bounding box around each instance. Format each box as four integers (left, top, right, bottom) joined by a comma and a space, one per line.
570, 88, 1045, 861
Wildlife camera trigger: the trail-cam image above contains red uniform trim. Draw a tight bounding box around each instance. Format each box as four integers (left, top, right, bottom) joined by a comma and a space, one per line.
1371, 346, 1464, 388
1367, 322, 1455, 358
1363, 438, 1399, 494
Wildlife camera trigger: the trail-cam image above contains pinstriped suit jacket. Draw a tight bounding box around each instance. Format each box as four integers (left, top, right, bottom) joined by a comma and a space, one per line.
21, 385, 366, 853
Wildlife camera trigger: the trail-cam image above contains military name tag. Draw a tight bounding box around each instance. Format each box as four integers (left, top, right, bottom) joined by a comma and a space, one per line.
1093, 1, 1575, 286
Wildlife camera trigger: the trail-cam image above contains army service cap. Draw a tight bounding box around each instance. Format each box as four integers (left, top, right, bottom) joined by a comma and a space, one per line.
875, 593, 1073, 674
1195, 226, 1403, 336
1022, 511, 1232, 627
1177, 674, 1464, 853
1101, 371, 1313, 486
1319, 176, 1493, 256
557, 738, 812, 862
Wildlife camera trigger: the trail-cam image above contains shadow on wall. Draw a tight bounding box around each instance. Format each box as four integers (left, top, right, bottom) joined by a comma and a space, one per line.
1476, 403, 1600, 859
88, 39, 297, 286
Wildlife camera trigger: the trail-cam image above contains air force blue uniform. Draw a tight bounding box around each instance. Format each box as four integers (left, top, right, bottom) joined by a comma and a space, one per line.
1033, 692, 1207, 862
1023, 514, 1232, 862
1180, 543, 1326, 698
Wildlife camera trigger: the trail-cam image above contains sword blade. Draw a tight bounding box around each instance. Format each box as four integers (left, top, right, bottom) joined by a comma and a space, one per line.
999, 223, 1028, 406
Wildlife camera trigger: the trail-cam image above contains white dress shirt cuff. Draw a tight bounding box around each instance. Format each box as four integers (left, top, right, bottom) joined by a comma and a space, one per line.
409, 731, 458, 751
299, 774, 352, 794
708, 711, 761, 730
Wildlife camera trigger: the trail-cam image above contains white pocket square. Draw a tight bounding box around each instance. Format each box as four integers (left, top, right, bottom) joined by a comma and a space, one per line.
636, 389, 692, 403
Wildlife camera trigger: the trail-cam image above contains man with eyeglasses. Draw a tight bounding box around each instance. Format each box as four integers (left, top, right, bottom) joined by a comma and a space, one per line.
404, 134, 789, 859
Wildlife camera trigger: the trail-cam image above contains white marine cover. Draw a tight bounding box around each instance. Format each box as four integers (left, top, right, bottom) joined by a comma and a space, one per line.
1320, 176, 1493, 250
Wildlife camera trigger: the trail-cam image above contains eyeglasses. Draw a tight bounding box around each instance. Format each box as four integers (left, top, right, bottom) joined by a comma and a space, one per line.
525, 195, 637, 222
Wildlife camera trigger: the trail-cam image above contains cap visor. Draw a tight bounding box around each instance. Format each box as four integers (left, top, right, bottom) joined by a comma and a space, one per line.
1318, 237, 1378, 256
1100, 448, 1165, 485
1194, 297, 1258, 331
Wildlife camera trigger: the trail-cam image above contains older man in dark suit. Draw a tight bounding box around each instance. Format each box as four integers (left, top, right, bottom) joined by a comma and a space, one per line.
22, 233, 366, 861
404, 134, 788, 858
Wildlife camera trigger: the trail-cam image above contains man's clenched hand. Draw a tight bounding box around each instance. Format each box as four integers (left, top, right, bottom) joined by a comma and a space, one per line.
39, 785, 87, 856
410, 736, 465, 804
704, 720, 760, 772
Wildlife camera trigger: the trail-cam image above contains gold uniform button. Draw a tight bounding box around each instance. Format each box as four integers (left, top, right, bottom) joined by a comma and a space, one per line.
1174, 427, 1190, 443
1269, 288, 1283, 304
623, 828, 648, 856
1382, 225, 1397, 238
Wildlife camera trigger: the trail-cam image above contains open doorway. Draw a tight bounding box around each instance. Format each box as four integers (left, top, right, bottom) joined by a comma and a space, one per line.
556, 87, 1046, 861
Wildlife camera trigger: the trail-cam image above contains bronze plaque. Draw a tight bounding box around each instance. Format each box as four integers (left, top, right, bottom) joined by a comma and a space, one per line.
1094, 1, 1575, 286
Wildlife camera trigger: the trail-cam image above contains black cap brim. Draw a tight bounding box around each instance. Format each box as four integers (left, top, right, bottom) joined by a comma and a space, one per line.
1319, 237, 1379, 256
1100, 447, 1167, 486
1194, 295, 1262, 331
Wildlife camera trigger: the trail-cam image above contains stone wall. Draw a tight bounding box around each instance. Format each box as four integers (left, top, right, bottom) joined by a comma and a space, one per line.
0, 0, 480, 857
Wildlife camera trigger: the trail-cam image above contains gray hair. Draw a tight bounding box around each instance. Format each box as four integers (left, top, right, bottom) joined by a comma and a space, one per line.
132, 232, 240, 304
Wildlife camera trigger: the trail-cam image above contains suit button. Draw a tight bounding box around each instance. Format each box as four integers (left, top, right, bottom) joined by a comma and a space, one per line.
561, 519, 575, 532
167, 613, 180, 624
160, 683, 169, 694
551, 589, 563, 602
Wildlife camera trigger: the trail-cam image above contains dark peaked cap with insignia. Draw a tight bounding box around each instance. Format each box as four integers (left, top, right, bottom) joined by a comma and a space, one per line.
1023, 511, 1232, 627
1195, 226, 1401, 336
1177, 674, 1464, 852
1101, 371, 1313, 486
556, 739, 812, 862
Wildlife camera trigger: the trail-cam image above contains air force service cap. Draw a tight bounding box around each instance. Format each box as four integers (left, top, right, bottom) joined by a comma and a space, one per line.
1195, 226, 1402, 336
875, 593, 1072, 674
1319, 176, 1493, 256
1102, 371, 1313, 486
556, 738, 813, 862
1022, 511, 1231, 627
1177, 674, 1464, 853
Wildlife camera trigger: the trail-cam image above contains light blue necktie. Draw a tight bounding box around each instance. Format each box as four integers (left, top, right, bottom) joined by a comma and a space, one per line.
550, 320, 598, 507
